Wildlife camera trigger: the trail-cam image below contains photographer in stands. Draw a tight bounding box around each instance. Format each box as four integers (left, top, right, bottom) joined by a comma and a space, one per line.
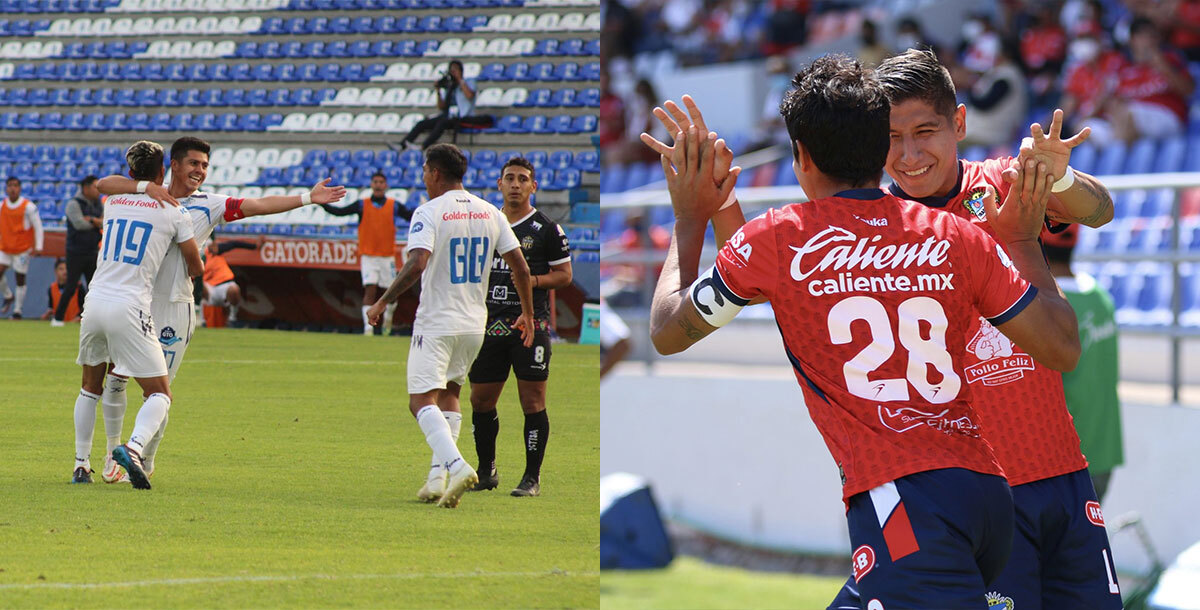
395, 60, 478, 150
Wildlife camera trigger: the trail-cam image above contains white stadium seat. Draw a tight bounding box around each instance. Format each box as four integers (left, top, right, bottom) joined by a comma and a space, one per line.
534, 13, 560, 31
255, 147, 281, 167
232, 148, 256, 167
71, 18, 91, 35
19, 41, 41, 59
583, 12, 601, 30
511, 13, 536, 32
240, 16, 262, 33
47, 19, 71, 35
331, 87, 360, 106
476, 87, 504, 107
209, 147, 234, 165
152, 17, 176, 33
132, 17, 154, 33
41, 41, 62, 57
385, 188, 407, 201
381, 87, 407, 106
220, 186, 240, 199
351, 113, 376, 132
461, 38, 487, 57
233, 166, 258, 186
379, 63, 408, 82
328, 112, 354, 132
176, 16, 198, 34
483, 14, 511, 32
359, 87, 383, 106
277, 148, 303, 167
217, 16, 241, 34
209, 166, 235, 185
110, 18, 134, 36
501, 87, 528, 106
432, 38, 463, 57
404, 88, 433, 107
302, 112, 330, 132
398, 113, 423, 132
197, 17, 220, 32
191, 40, 214, 58
273, 112, 307, 132
484, 38, 510, 56
464, 61, 482, 79
262, 186, 288, 198
375, 112, 401, 133
408, 62, 434, 81
239, 187, 263, 199
0, 63, 12, 79
213, 40, 236, 57
1, 42, 22, 59
145, 40, 170, 58
91, 18, 113, 36
509, 38, 535, 56
169, 40, 192, 59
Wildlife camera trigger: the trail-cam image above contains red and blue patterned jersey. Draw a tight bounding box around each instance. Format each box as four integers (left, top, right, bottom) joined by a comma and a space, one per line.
696, 188, 1035, 501
890, 159, 1090, 485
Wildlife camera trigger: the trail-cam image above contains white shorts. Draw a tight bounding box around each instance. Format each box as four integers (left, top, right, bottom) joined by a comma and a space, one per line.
203, 281, 235, 307
0, 249, 31, 274
77, 297, 167, 378
1127, 100, 1184, 140
153, 300, 195, 382
407, 333, 485, 394
361, 255, 396, 287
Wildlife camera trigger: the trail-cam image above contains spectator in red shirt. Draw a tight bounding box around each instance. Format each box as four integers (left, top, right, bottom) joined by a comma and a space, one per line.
1092, 17, 1195, 144
1168, 0, 1200, 61
1060, 30, 1125, 136
1019, 4, 1068, 102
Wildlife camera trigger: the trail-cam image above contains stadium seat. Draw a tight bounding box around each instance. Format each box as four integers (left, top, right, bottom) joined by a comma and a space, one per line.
553, 62, 580, 81
572, 114, 597, 133
573, 150, 599, 172
550, 88, 578, 107
544, 115, 572, 133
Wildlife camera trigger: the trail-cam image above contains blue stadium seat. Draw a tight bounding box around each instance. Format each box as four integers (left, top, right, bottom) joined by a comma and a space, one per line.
578, 88, 600, 107
87, 41, 108, 60
329, 149, 351, 166
364, 64, 386, 80
217, 113, 238, 131
585, 39, 600, 56
18, 112, 40, 129
107, 112, 129, 131
1125, 138, 1155, 174
401, 167, 423, 188
406, 189, 426, 209
445, 15, 466, 31
532, 39, 561, 57
573, 150, 599, 172
195, 113, 217, 131
65, 42, 85, 59
201, 88, 223, 106
394, 39, 417, 56
551, 88, 578, 107
398, 149, 423, 168
546, 115, 573, 133
188, 64, 210, 82
555, 169, 582, 190
515, 88, 550, 108
326, 40, 349, 58
383, 165, 403, 184
299, 63, 319, 80
149, 112, 171, 131
331, 16, 352, 34
471, 149, 497, 168
504, 62, 532, 81
561, 39, 585, 56
65, 112, 85, 130
495, 115, 525, 133
166, 62, 187, 81
286, 17, 307, 34
554, 62, 580, 81
1094, 143, 1127, 176
128, 112, 149, 131
303, 149, 328, 166
301, 40, 325, 58
311, 17, 331, 34
269, 88, 290, 105
114, 89, 136, 107
263, 113, 284, 129
108, 41, 130, 59
548, 151, 572, 171
351, 16, 375, 33
252, 63, 276, 82
134, 89, 156, 106
369, 40, 395, 57
349, 40, 372, 57
480, 62, 505, 81
283, 41, 306, 59
102, 62, 122, 81
572, 114, 597, 133
375, 149, 398, 168
303, 166, 328, 185
263, 17, 285, 34
238, 113, 263, 131
415, 40, 439, 55
34, 145, 53, 162
530, 62, 555, 81
463, 167, 483, 189
526, 150, 548, 167
342, 63, 365, 81
229, 65, 253, 85
13, 63, 34, 80
580, 62, 600, 81
353, 150, 374, 167
1156, 136, 1187, 173
237, 41, 259, 58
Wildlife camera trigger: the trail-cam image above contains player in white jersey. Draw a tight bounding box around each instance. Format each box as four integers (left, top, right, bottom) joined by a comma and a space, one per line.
79, 136, 346, 484
72, 141, 204, 490
366, 144, 535, 508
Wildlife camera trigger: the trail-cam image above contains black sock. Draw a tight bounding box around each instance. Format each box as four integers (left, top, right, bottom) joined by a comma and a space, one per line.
522, 410, 549, 480
472, 410, 499, 474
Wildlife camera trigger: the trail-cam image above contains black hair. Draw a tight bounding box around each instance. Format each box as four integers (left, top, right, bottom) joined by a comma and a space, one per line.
371, 171, 386, 182
6, 176, 18, 185
126, 141, 164, 181
55, 257, 66, 267
424, 143, 468, 182
876, 48, 958, 120
779, 54, 890, 187
501, 156, 537, 180
448, 59, 463, 72
80, 175, 98, 188
170, 136, 210, 163
1130, 17, 1157, 37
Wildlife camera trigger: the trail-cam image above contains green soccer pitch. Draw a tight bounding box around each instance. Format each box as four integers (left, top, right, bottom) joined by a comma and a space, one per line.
0, 323, 599, 608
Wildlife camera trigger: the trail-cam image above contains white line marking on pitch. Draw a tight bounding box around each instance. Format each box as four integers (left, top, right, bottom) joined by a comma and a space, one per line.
0, 569, 597, 590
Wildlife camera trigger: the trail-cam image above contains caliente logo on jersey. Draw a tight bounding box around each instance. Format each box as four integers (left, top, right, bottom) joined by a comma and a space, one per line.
788, 226, 952, 281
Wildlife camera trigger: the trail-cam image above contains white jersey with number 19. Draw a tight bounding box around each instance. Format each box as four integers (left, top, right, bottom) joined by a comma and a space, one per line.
88, 194, 195, 309
405, 189, 520, 336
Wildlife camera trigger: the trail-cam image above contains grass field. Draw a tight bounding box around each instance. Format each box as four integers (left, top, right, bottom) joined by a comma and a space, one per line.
0, 322, 599, 608
600, 556, 847, 609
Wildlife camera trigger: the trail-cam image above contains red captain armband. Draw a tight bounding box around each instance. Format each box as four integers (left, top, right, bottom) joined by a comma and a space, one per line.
223, 198, 246, 222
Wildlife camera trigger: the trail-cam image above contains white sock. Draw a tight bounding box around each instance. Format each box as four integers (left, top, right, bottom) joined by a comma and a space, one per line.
102, 375, 127, 453
13, 284, 24, 313
362, 305, 372, 335
74, 389, 100, 468
127, 393, 171, 455
229, 304, 239, 322
416, 405, 465, 476
384, 302, 397, 332
0, 275, 9, 299
429, 412, 463, 480
141, 414, 166, 474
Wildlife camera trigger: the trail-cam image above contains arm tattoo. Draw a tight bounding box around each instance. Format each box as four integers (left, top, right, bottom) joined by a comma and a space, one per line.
379, 258, 421, 304
1074, 176, 1113, 225
677, 316, 705, 341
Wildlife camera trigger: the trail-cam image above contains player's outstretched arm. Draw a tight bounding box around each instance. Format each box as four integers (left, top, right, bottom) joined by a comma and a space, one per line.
1008, 109, 1113, 228
242, 178, 346, 218
367, 249, 428, 326
502, 248, 536, 347
95, 174, 179, 207
983, 161, 1081, 371
178, 238, 204, 278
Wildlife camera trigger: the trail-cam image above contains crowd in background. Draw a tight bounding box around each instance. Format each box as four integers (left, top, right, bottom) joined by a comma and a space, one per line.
600, 0, 1200, 166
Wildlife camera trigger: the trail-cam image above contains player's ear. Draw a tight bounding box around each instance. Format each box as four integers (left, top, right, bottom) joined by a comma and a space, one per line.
792, 140, 812, 175
954, 104, 967, 141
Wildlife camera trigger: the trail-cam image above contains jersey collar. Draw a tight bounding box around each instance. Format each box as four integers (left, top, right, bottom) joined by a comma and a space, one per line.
833, 188, 887, 200
888, 159, 965, 208
509, 208, 537, 227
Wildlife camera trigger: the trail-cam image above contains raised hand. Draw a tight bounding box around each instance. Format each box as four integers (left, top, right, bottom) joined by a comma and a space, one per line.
641, 95, 737, 191
145, 182, 180, 208
640, 95, 740, 222
984, 158, 1056, 244
1005, 109, 1090, 184
310, 177, 347, 205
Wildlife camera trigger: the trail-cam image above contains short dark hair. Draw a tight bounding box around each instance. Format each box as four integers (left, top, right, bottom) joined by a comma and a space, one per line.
448, 59, 463, 72
6, 176, 18, 185
371, 171, 386, 182
779, 54, 890, 187
55, 257, 66, 267
126, 140, 164, 180
80, 175, 98, 188
170, 136, 210, 163
501, 156, 536, 180
424, 143, 467, 181
1130, 16, 1157, 37
875, 48, 957, 120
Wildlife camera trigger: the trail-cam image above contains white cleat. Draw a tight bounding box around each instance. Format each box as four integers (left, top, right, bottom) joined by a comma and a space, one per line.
49, 319, 64, 327
101, 457, 129, 484
438, 463, 478, 509
417, 474, 446, 503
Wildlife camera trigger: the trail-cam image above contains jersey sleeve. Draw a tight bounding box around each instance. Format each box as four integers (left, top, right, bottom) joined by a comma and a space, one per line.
954, 217, 1036, 325
690, 210, 779, 328
404, 205, 435, 253
222, 197, 246, 223
546, 221, 571, 266
494, 211, 521, 255
173, 205, 196, 243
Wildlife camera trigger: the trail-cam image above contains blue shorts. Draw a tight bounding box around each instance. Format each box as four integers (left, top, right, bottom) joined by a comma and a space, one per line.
986, 468, 1123, 609
829, 468, 1014, 610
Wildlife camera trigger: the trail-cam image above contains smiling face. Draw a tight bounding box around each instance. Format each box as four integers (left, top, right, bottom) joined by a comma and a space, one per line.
171, 150, 209, 195
886, 98, 966, 199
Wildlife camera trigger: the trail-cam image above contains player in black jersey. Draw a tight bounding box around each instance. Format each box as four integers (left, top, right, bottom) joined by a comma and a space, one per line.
467, 157, 572, 497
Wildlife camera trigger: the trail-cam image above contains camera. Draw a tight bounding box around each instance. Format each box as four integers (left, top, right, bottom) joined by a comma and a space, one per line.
436, 72, 454, 88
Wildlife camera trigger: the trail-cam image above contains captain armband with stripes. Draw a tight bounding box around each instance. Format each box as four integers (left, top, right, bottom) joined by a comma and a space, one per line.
688, 265, 750, 328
